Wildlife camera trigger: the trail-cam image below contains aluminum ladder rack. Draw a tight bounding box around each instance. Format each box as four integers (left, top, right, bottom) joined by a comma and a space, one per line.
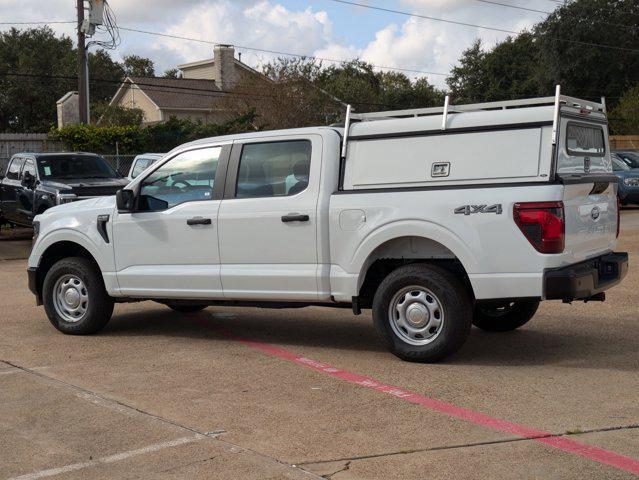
340, 86, 606, 158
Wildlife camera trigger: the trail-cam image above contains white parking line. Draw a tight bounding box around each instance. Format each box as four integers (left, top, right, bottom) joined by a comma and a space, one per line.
8, 434, 206, 480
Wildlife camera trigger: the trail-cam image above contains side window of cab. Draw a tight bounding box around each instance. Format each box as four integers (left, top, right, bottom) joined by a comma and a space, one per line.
137, 147, 222, 212
6, 157, 24, 180
235, 140, 312, 199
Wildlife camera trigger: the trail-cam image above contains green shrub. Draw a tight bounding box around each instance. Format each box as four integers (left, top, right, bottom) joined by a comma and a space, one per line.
49, 110, 258, 154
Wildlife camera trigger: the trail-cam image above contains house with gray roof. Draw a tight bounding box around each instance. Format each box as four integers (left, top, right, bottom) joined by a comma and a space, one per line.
109, 45, 265, 125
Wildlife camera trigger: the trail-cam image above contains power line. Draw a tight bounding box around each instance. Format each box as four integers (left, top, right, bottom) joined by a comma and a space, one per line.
116, 26, 449, 77
0, 21, 75, 25
0, 20, 449, 76
472, 0, 636, 29
324, 0, 639, 54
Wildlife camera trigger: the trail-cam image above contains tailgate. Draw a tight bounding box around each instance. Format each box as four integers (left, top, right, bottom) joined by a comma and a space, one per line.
562, 177, 618, 262
556, 113, 618, 262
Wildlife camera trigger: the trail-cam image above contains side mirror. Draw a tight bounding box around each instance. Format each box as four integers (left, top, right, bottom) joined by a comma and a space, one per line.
21, 171, 36, 189
116, 189, 135, 212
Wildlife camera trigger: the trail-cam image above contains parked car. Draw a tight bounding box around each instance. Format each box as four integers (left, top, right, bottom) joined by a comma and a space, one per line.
27, 91, 627, 362
614, 150, 639, 169
0, 152, 128, 228
127, 153, 164, 181
611, 153, 639, 205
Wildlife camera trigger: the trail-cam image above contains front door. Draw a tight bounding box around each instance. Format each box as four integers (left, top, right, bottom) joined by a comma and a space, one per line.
1, 157, 25, 224
112, 145, 228, 299
218, 136, 321, 300
16, 158, 37, 224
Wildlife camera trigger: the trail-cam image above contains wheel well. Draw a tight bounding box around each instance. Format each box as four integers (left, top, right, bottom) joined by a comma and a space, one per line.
357, 236, 473, 308
36, 241, 100, 299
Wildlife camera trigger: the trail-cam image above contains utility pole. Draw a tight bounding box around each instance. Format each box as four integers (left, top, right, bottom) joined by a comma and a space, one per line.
76, 0, 88, 124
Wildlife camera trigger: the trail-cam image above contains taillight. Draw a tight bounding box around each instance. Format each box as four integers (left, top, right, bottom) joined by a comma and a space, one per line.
513, 201, 565, 254
617, 197, 621, 238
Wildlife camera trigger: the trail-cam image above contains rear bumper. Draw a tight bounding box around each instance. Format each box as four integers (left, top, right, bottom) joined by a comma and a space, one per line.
544, 252, 628, 301
27, 267, 42, 305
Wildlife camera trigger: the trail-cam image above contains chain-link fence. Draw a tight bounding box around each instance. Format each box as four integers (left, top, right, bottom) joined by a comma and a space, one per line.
102, 155, 137, 177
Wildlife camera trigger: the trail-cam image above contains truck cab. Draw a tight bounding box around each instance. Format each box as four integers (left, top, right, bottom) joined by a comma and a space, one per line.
26, 89, 628, 362
0, 153, 128, 228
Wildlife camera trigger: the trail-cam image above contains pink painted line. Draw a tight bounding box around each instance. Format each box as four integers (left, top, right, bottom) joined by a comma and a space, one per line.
229, 334, 639, 476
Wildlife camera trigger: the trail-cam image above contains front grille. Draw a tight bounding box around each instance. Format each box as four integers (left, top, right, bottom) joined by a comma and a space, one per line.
72, 186, 121, 197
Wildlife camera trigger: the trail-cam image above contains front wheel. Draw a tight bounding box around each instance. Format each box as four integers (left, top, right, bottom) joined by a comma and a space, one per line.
472, 300, 539, 332
372, 264, 473, 362
43, 257, 114, 335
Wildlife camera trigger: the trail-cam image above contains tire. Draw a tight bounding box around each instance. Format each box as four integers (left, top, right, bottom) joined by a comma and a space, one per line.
165, 303, 207, 314
43, 257, 114, 335
372, 264, 473, 362
472, 300, 539, 332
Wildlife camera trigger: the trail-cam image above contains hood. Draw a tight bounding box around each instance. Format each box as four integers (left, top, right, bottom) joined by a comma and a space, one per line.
40, 178, 129, 189
36, 195, 116, 219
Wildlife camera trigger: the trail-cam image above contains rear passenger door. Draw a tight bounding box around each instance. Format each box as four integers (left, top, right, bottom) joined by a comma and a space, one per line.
218, 135, 321, 300
1, 157, 25, 224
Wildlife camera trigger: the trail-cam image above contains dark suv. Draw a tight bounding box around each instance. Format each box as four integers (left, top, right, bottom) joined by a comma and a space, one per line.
0, 152, 128, 228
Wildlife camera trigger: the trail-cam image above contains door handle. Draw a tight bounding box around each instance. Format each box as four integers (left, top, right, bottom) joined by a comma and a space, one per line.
187, 217, 212, 226
281, 213, 310, 223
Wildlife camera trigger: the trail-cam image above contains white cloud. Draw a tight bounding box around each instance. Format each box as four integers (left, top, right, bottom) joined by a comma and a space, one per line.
0, 0, 548, 89
154, 1, 334, 72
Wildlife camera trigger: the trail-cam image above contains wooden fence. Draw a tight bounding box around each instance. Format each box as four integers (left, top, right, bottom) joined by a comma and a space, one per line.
610, 136, 639, 151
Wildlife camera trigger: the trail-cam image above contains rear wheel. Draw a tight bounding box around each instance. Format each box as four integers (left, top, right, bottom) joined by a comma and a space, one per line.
165, 303, 207, 314
472, 300, 539, 332
43, 257, 114, 335
372, 264, 473, 362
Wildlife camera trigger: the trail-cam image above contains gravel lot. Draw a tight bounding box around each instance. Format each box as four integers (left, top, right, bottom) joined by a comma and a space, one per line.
1, 213, 638, 479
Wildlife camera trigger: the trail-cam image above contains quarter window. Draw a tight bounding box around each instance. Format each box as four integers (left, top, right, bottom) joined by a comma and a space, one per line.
137, 147, 221, 211
236, 140, 312, 199
6, 158, 24, 180
566, 123, 605, 157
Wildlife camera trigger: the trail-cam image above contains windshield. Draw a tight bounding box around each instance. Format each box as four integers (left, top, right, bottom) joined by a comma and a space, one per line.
131, 157, 157, 179
616, 152, 639, 168
37, 155, 119, 180
612, 156, 630, 172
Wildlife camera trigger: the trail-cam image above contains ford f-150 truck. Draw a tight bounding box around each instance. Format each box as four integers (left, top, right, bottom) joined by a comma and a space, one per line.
1, 152, 128, 228
27, 88, 628, 362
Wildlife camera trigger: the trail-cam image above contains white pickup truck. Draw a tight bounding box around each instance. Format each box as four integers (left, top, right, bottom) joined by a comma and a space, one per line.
27, 89, 628, 361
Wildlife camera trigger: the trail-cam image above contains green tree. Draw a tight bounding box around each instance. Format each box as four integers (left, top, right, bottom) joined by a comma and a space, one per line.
534, 0, 639, 102
0, 27, 125, 132
122, 54, 155, 77
448, 0, 639, 106
162, 68, 181, 78
0, 27, 75, 132
89, 49, 125, 106
610, 83, 639, 134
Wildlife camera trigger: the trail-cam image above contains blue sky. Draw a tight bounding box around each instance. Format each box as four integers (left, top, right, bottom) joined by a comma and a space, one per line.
0, 0, 554, 89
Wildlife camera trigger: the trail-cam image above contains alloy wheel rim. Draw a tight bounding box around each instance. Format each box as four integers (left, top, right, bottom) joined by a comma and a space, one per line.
388, 286, 444, 346
53, 274, 88, 323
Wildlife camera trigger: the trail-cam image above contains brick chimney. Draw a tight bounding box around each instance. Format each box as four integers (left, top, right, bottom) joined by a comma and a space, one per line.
213, 44, 237, 90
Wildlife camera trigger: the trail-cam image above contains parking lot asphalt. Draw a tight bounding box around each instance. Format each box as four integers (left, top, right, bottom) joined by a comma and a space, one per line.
1, 213, 638, 479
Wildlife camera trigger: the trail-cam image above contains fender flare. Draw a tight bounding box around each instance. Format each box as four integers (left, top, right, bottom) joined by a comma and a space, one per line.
33, 228, 109, 272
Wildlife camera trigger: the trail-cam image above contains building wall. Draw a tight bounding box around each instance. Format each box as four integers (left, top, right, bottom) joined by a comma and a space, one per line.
181, 63, 216, 80
57, 93, 79, 128
116, 86, 161, 124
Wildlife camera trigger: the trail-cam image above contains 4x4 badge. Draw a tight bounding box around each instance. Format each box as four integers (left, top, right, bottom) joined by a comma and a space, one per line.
454, 204, 503, 215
